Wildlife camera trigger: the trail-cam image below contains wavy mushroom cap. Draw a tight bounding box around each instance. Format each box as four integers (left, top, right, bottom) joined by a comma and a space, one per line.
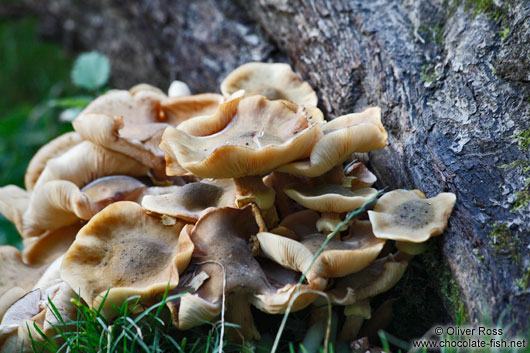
22, 223, 81, 266
81, 175, 146, 207
160, 95, 322, 178
284, 184, 378, 213
0, 247, 47, 298
0, 185, 29, 235
161, 93, 223, 126
24, 132, 83, 191
142, 179, 237, 222
368, 189, 456, 243
277, 107, 387, 177
60, 201, 193, 313
221, 62, 318, 106
258, 224, 385, 279
325, 255, 408, 306
34, 141, 148, 189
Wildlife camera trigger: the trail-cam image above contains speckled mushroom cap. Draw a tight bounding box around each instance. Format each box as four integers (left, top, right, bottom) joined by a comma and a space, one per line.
34, 141, 148, 190
284, 184, 378, 213
141, 179, 237, 222
24, 132, 83, 191
0, 185, 29, 235
0, 247, 47, 298
323, 255, 408, 306
368, 189, 456, 243
60, 201, 193, 313
161, 93, 223, 126
278, 107, 388, 177
159, 95, 322, 178
220, 62, 318, 106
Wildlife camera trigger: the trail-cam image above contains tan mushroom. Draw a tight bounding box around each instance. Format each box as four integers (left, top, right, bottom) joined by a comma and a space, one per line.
60, 201, 193, 316
257, 222, 385, 280
161, 93, 223, 126
368, 189, 457, 243
344, 161, 377, 190
24, 132, 83, 191
0, 246, 47, 299
160, 95, 322, 178
278, 107, 387, 177
263, 172, 310, 219
324, 255, 408, 306
34, 141, 147, 190
167, 80, 191, 97
220, 62, 318, 106
0, 185, 30, 235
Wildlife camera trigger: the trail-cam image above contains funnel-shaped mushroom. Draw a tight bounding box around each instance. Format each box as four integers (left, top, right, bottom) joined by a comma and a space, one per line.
368, 189, 456, 243
220, 62, 318, 106
160, 95, 322, 178
24, 132, 83, 191
60, 201, 193, 315
278, 107, 387, 177
34, 141, 147, 190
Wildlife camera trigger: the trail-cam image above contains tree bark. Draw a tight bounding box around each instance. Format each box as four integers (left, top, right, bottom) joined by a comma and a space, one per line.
25, 0, 529, 333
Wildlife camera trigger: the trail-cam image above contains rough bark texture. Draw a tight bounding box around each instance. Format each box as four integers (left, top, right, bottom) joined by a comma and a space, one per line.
26, 0, 529, 333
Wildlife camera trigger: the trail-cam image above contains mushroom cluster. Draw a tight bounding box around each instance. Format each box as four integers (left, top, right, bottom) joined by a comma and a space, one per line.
0, 62, 456, 350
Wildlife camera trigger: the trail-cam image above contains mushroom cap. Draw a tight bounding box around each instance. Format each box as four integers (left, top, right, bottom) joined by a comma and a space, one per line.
167, 80, 191, 97
284, 184, 378, 213
344, 161, 377, 190
22, 223, 81, 266
0, 287, 26, 323
368, 189, 457, 243
34, 141, 148, 189
22, 180, 101, 237
161, 93, 223, 126
263, 171, 310, 218
325, 255, 408, 305
81, 175, 147, 207
257, 224, 385, 279
277, 107, 388, 177
141, 179, 237, 222
278, 209, 320, 239
0, 247, 47, 298
60, 201, 193, 311
233, 176, 276, 210
160, 95, 322, 178
0, 185, 29, 235
220, 62, 318, 106
24, 132, 83, 191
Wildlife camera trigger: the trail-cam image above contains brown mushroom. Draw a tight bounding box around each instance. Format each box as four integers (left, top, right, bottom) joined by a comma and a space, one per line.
0, 185, 30, 235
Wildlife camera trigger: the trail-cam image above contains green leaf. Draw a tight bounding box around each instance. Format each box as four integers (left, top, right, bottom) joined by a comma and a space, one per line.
71, 52, 110, 91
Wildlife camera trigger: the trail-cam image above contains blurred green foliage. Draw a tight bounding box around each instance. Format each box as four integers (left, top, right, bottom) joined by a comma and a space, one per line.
0, 17, 75, 247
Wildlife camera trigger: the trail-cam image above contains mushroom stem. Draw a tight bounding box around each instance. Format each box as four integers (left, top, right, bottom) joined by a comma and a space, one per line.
234, 175, 276, 210
395, 240, 429, 256
300, 305, 336, 353
316, 212, 347, 235
393, 250, 415, 262
226, 293, 260, 342
337, 315, 364, 342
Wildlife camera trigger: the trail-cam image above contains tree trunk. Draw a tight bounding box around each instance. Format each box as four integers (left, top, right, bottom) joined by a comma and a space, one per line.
25, 0, 529, 333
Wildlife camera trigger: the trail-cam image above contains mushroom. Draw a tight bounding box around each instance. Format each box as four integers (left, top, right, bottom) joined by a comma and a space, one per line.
60, 201, 193, 316
220, 62, 318, 106
257, 222, 385, 280
0, 185, 30, 235
323, 255, 408, 306
168, 206, 274, 340
277, 107, 388, 177
159, 95, 322, 178
161, 93, 223, 126
344, 161, 377, 190
338, 299, 371, 342
263, 171, 310, 219
368, 189, 457, 247
33, 141, 148, 190
0, 246, 47, 296
141, 179, 237, 222
21, 224, 81, 266
24, 132, 83, 191
283, 183, 378, 233
167, 80, 191, 97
